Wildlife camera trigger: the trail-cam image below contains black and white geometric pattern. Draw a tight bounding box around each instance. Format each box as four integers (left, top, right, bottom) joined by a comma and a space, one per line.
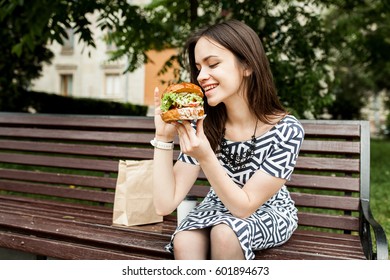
165, 115, 304, 259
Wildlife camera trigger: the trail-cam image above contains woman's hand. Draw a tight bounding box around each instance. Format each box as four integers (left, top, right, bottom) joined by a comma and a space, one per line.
175, 118, 213, 162
154, 87, 177, 142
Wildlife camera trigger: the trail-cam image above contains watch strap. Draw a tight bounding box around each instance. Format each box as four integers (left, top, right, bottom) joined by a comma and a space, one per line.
150, 138, 174, 150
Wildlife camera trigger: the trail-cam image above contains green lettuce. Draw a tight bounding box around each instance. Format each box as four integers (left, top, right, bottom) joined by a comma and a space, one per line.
160, 92, 203, 112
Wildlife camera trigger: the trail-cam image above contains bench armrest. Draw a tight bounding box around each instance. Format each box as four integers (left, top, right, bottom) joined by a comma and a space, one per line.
360, 199, 388, 260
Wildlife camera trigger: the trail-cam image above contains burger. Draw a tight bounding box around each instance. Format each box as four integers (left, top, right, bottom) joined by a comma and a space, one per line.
160, 82, 205, 123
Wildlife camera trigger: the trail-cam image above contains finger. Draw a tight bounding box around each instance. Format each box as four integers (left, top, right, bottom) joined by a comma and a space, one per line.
182, 121, 197, 140
196, 118, 205, 137
179, 121, 195, 143
175, 122, 188, 139
176, 123, 190, 152
154, 87, 160, 103
154, 87, 161, 114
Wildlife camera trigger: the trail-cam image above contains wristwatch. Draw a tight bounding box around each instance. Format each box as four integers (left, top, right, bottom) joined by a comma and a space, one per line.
150, 138, 174, 150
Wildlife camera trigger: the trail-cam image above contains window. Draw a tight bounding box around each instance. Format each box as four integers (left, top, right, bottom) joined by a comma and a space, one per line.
61, 28, 74, 55
105, 29, 117, 52
105, 74, 121, 98
60, 74, 73, 96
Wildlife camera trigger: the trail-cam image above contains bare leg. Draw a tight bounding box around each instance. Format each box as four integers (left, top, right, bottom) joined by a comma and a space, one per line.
173, 228, 210, 260
210, 224, 245, 260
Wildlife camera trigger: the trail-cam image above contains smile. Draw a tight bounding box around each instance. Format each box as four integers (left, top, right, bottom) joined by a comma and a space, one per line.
203, 84, 218, 92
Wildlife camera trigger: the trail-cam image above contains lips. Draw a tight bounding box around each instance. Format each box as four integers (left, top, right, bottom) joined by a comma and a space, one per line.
202, 84, 218, 92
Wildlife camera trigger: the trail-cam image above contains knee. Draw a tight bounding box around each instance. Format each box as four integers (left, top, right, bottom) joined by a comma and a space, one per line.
210, 224, 239, 248
210, 224, 244, 259
172, 230, 209, 260
173, 231, 188, 256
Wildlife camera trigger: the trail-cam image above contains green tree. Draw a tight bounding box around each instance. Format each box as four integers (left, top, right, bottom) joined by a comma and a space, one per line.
324, 0, 390, 120
0, 0, 106, 110
3, 0, 388, 119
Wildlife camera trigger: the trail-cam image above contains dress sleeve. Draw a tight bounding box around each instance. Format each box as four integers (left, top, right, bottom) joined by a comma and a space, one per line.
259, 121, 304, 180
177, 152, 200, 166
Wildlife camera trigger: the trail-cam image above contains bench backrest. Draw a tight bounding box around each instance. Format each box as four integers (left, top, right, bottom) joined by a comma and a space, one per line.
0, 113, 369, 235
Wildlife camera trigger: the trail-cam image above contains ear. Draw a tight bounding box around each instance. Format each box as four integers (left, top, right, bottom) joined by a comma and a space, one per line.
240, 60, 252, 77
244, 68, 252, 77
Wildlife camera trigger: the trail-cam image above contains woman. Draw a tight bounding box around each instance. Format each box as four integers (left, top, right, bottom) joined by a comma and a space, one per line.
152, 19, 304, 260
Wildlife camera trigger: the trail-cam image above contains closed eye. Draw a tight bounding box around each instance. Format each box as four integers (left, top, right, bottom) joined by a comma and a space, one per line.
209, 62, 219, 68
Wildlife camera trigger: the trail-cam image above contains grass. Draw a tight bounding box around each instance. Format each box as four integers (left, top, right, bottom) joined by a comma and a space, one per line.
370, 138, 390, 257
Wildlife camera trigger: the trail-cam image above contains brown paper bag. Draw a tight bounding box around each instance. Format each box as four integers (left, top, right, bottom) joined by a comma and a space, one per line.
112, 160, 162, 227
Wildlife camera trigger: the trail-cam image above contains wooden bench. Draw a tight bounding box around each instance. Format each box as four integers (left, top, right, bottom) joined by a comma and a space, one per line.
0, 112, 387, 260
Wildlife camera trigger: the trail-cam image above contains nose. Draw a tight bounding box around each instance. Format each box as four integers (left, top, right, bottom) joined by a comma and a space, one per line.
197, 67, 209, 83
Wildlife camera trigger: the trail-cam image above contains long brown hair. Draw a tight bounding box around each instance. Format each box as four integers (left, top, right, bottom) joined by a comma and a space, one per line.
183, 19, 286, 151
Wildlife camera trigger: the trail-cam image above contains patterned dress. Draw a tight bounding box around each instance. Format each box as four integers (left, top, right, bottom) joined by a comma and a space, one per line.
165, 115, 305, 259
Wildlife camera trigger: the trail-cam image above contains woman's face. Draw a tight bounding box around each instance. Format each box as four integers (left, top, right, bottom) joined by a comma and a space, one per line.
194, 37, 246, 107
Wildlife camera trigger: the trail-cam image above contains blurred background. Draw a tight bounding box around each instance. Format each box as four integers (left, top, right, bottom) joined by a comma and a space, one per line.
1, 0, 389, 133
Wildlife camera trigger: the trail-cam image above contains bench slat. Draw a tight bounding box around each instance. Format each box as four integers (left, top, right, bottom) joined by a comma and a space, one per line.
300, 140, 360, 154
255, 249, 356, 260
0, 169, 116, 189
0, 127, 154, 144
0, 114, 362, 136
291, 193, 359, 211
0, 199, 113, 225
0, 231, 163, 260
0, 180, 114, 203
0, 151, 361, 173
292, 229, 361, 244
302, 123, 360, 137
298, 212, 360, 231
0, 113, 155, 130
0, 168, 359, 191
278, 242, 364, 259
0, 153, 118, 172
257, 229, 365, 260
0, 195, 113, 218
255, 245, 364, 260
0, 113, 363, 134
287, 174, 360, 192
0, 138, 360, 156
0, 139, 159, 159
295, 156, 360, 172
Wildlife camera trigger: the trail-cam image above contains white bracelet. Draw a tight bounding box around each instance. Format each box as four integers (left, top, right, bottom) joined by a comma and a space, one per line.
150, 138, 174, 150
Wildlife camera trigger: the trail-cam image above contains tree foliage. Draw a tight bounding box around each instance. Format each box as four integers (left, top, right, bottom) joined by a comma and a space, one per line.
1, 0, 389, 119
102, 0, 336, 117
324, 0, 390, 119
0, 0, 109, 109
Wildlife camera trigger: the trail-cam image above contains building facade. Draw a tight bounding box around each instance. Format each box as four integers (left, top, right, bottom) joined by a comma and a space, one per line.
31, 11, 176, 110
